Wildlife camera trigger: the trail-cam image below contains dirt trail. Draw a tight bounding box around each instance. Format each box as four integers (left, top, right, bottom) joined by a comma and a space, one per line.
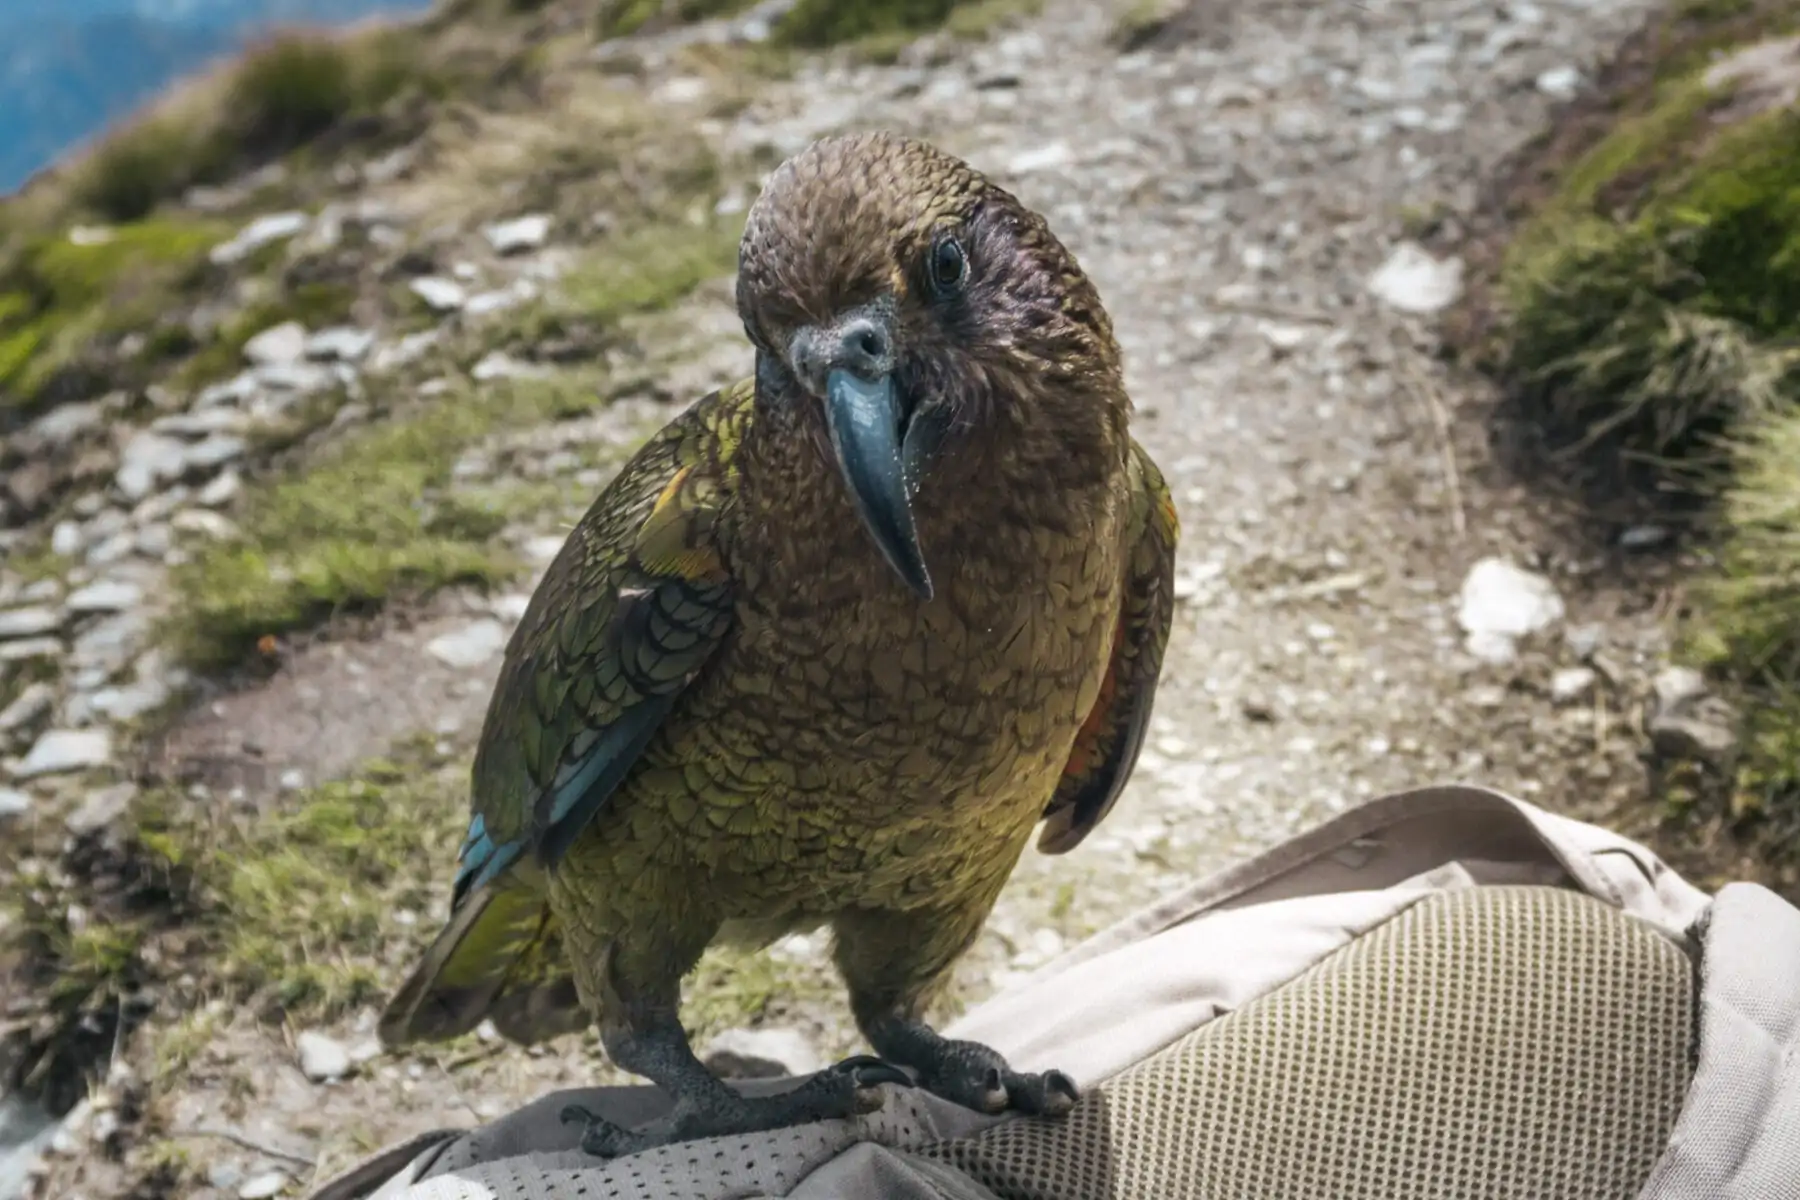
35, 0, 1710, 1192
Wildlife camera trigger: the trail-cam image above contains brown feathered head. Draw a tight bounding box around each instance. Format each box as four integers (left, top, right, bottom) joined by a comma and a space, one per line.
735, 130, 1125, 601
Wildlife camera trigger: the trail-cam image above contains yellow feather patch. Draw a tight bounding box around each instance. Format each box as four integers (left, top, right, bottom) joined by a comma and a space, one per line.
634, 464, 727, 582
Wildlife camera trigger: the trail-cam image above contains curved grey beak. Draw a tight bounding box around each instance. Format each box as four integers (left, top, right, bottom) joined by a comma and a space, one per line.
824, 367, 932, 601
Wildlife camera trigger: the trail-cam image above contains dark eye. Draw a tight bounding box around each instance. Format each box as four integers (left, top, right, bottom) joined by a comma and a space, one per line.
928, 236, 967, 297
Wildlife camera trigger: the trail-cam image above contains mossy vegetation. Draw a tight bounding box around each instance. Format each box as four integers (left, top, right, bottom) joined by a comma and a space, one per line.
162, 371, 597, 670
594, 0, 759, 40
0, 217, 224, 405
1471, 0, 1800, 879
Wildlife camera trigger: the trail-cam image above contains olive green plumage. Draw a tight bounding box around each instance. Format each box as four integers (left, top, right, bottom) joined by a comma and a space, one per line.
378, 129, 1179, 1149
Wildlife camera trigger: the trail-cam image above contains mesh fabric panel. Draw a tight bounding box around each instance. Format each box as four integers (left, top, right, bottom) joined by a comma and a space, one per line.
918, 886, 1697, 1200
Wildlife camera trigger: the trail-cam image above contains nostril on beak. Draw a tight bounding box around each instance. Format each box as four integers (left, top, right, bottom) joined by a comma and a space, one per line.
836, 317, 892, 377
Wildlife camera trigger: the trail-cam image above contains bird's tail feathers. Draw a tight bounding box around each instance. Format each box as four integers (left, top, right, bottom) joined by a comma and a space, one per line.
377, 881, 586, 1049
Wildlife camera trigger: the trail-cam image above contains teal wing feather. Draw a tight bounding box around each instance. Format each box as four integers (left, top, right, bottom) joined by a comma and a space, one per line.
451, 379, 752, 908
1039, 438, 1180, 855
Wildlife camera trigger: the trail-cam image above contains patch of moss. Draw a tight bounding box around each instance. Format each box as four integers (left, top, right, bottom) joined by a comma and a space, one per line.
163, 373, 588, 669
0, 217, 224, 405
1496, 61, 1800, 508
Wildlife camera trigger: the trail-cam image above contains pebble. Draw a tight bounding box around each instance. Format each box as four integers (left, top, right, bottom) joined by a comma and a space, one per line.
0, 682, 55, 733
1535, 64, 1583, 99
65, 782, 136, 836
51, 520, 85, 557
244, 320, 309, 368
198, 470, 243, 508
210, 211, 309, 265
0, 787, 30, 819
238, 1169, 289, 1199
701, 1027, 824, 1079
65, 580, 143, 615
306, 326, 377, 363
172, 509, 240, 540
426, 619, 509, 668
12, 728, 113, 778
483, 213, 552, 255
0, 637, 63, 664
471, 351, 546, 381
115, 431, 190, 502
1549, 667, 1596, 705
410, 277, 468, 312
0, 606, 62, 640
1652, 666, 1709, 710
27, 399, 105, 448
491, 594, 533, 623
1368, 241, 1463, 314
297, 1030, 353, 1082
1456, 557, 1564, 664
88, 679, 171, 722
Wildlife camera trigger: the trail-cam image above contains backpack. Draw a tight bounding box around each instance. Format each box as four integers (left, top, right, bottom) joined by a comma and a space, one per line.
309, 784, 1800, 1200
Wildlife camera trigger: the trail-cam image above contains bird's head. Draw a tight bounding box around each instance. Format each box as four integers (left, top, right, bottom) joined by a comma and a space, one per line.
735, 130, 1124, 602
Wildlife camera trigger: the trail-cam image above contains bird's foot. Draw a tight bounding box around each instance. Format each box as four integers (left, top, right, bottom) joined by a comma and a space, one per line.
560, 1055, 911, 1159
883, 1027, 1079, 1119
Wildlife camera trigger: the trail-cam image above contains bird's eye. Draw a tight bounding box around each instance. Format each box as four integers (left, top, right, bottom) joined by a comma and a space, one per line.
928, 236, 967, 297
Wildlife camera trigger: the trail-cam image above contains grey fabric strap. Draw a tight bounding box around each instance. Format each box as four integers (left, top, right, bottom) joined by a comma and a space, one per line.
1637, 882, 1800, 1200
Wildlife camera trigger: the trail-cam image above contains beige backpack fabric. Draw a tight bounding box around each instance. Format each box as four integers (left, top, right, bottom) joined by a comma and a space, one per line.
308, 784, 1800, 1200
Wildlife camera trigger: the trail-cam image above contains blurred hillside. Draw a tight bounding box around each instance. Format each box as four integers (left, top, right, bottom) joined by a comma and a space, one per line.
0, 0, 434, 194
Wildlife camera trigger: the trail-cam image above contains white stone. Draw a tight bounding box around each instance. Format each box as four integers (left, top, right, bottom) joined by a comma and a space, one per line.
152, 408, 248, 438
1536, 65, 1583, 99
183, 433, 248, 472
0, 607, 62, 639
172, 509, 239, 540
297, 1030, 352, 1082
410, 277, 468, 312
254, 362, 336, 393
238, 1169, 289, 1199
701, 1027, 824, 1078
198, 471, 243, 508
88, 680, 170, 722
1654, 666, 1709, 709
1456, 557, 1564, 664
1259, 322, 1309, 354
210, 211, 309, 265
0, 682, 54, 732
426, 619, 509, 668
243, 320, 309, 368
471, 351, 545, 382
27, 400, 105, 448
306, 326, 376, 363
1368, 241, 1464, 314
196, 371, 261, 408
51, 520, 85, 557
12, 728, 113, 778
369, 329, 441, 373
1008, 143, 1072, 173
115, 431, 190, 501
483, 213, 552, 255
0, 788, 29, 819
1549, 666, 1597, 705
65, 581, 143, 615
491, 594, 533, 623
0, 637, 62, 664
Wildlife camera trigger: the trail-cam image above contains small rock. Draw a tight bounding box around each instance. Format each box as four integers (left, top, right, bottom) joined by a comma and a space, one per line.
369, 330, 440, 373
0, 637, 62, 664
1563, 623, 1604, 661
198, 471, 243, 507
0, 788, 30, 819
0, 606, 62, 640
1536, 65, 1583, 99
238, 1169, 289, 1199
426, 619, 509, 668
253, 362, 336, 393
297, 1030, 353, 1082
243, 321, 309, 368
483, 213, 552, 255
306, 326, 376, 363
51, 520, 85, 557
701, 1027, 824, 1079
1653, 666, 1709, 710
211, 211, 309, 265
12, 728, 113, 779
115, 431, 190, 501
89, 680, 171, 722
1456, 557, 1564, 664
65, 580, 143, 615
1549, 667, 1596, 705
471, 351, 545, 382
1650, 713, 1739, 763
491, 594, 533, 623
184, 433, 248, 472
410, 277, 468, 312
1008, 142, 1072, 174
1368, 241, 1463, 314
279, 768, 307, 791
0, 682, 55, 733
1259, 322, 1309, 355
172, 509, 240, 540
65, 782, 136, 836
27, 400, 105, 448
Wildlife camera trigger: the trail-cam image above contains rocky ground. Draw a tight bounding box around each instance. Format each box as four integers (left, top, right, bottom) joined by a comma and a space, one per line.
0, 0, 1767, 1196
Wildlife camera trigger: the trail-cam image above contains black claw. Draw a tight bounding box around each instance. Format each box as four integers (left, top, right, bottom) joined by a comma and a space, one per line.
1046, 1070, 1080, 1102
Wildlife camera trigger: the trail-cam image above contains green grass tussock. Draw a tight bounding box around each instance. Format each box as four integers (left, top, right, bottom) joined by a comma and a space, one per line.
72, 26, 442, 225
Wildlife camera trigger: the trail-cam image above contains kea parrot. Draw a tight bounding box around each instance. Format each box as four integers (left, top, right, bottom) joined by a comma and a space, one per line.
377, 129, 1181, 1156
